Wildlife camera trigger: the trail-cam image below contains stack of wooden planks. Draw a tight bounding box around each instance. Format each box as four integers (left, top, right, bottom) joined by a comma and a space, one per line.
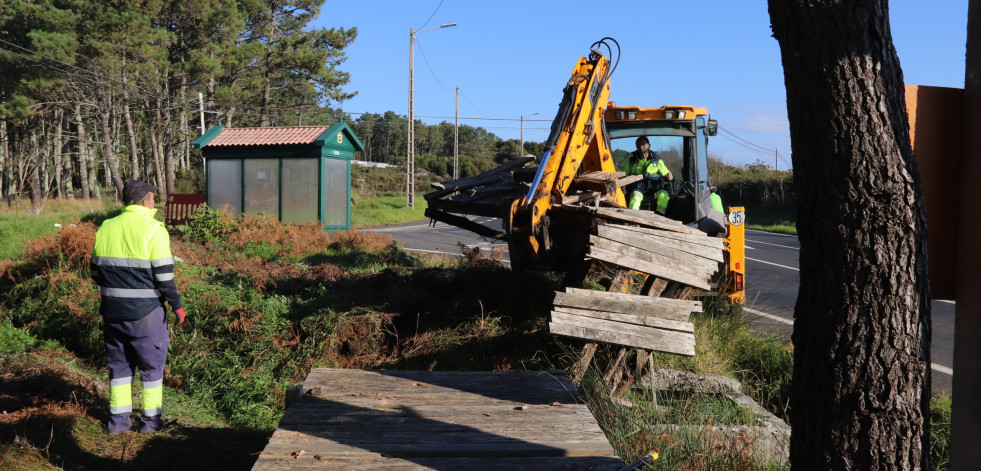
252, 369, 623, 470
550, 288, 699, 356
548, 207, 725, 359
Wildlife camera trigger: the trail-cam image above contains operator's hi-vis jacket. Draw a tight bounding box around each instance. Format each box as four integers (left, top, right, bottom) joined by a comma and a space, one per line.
91, 205, 182, 320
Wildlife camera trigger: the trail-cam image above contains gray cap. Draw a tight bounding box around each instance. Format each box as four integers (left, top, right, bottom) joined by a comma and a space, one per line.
123, 180, 159, 205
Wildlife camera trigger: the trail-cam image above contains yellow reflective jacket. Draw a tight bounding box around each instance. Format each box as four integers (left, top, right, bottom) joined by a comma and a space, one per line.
91, 205, 182, 320
627, 151, 671, 178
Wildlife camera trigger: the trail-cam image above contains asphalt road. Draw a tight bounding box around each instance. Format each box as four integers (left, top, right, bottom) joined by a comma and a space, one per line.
742, 229, 954, 394
370, 219, 954, 394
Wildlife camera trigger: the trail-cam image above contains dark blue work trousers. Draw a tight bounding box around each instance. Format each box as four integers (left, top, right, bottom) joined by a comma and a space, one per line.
103, 306, 169, 433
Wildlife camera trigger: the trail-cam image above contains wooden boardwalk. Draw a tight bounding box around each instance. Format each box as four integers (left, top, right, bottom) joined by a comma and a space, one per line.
252, 369, 623, 470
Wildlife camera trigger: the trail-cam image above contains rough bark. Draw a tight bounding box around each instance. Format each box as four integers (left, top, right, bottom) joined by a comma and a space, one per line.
122, 53, 140, 180
52, 108, 64, 198
74, 103, 91, 200
768, 1, 932, 470
1, 120, 8, 200
97, 96, 126, 199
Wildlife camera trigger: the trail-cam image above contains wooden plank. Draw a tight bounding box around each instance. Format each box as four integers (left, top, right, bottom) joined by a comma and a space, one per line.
614, 174, 643, 188
254, 369, 618, 470
597, 224, 724, 263
427, 157, 533, 193
257, 440, 615, 458
550, 311, 692, 342
561, 191, 601, 205
564, 287, 702, 312
587, 245, 712, 290
608, 268, 633, 293
301, 370, 579, 397
643, 276, 669, 297
552, 307, 693, 333
424, 208, 507, 240
448, 181, 528, 202
253, 456, 624, 471
552, 291, 695, 321
549, 321, 695, 356
594, 207, 706, 235
608, 223, 724, 249
590, 234, 718, 279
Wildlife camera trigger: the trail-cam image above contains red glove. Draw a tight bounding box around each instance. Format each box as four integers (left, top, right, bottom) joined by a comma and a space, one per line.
175, 307, 185, 325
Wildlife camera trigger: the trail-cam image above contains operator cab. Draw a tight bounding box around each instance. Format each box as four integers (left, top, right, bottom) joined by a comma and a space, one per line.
604, 104, 726, 234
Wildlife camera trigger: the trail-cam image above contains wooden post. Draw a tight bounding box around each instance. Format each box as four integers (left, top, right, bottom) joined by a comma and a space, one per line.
572, 343, 598, 383
603, 347, 628, 388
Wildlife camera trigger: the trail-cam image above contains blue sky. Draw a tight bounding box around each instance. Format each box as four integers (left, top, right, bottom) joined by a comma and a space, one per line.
315, 1, 968, 169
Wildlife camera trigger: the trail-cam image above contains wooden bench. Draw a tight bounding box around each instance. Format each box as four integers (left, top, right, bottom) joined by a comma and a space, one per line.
165, 193, 206, 226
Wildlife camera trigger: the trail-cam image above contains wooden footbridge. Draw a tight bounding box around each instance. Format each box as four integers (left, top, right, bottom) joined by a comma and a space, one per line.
252, 369, 623, 470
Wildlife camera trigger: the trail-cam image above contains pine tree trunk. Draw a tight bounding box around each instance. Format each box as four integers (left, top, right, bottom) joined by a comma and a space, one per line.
28, 130, 43, 210
767, 1, 932, 470
53, 108, 65, 198
122, 53, 140, 181
98, 96, 126, 199
0, 120, 8, 200
75, 104, 91, 200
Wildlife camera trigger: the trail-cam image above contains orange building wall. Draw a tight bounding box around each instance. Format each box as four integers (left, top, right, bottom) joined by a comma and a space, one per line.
905, 84, 963, 300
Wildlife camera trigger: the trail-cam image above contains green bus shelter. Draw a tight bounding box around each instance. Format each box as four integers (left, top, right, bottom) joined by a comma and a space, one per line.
192, 123, 364, 230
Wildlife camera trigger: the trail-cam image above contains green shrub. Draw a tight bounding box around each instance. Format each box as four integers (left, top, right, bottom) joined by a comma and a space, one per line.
185, 205, 235, 245
0, 318, 36, 355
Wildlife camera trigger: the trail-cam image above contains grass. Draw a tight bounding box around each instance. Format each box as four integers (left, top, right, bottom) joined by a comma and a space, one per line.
352, 193, 428, 227
742, 205, 796, 235
0, 198, 110, 260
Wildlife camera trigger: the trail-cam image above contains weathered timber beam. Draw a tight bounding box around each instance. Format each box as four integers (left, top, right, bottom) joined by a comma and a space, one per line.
553, 291, 695, 321
549, 316, 695, 356
605, 223, 724, 249
552, 306, 694, 333
427, 157, 534, 194
597, 224, 724, 263
424, 208, 507, 240
587, 245, 712, 290
590, 235, 717, 280
564, 287, 702, 311
615, 175, 643, 188
594, 208, 704, 235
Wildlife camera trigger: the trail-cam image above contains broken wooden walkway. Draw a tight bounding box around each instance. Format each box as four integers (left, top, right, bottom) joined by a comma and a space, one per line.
251, 369, 623, 470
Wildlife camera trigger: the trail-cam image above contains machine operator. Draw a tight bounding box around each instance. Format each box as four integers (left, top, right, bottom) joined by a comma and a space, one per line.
626, 136, 673, 214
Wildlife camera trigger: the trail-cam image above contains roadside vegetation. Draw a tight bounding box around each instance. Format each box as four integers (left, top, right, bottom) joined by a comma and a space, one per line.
1, 182, 948, 469
711, 159, 796, 235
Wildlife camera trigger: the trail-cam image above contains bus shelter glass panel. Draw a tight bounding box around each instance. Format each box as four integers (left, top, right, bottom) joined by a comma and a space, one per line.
244, 159, 280, 217
208, 159, 242, 215
323, 158, 348, 227
281, 158, 319, 224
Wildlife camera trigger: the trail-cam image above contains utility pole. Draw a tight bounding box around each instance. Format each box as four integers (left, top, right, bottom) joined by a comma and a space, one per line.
454, 87, 459, 180
407, 23, 457, 207
775, 149, 779, 171
407, 27, 415, 208
520, 112, 539, 156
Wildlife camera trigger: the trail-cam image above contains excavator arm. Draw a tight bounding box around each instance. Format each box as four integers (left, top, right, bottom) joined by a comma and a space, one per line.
509, 43, 625, 261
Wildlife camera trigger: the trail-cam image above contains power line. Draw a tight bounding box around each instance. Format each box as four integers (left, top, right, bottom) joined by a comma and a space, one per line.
458, 89, 490, 118
718, 125, 775, 153
417, 0, 446, 30
0, 38, 191, 105
414, 38, 454, 92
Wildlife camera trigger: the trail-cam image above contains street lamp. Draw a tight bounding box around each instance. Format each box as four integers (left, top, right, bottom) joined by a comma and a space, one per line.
520, 112, 540, 157
408, 23, 457, 208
